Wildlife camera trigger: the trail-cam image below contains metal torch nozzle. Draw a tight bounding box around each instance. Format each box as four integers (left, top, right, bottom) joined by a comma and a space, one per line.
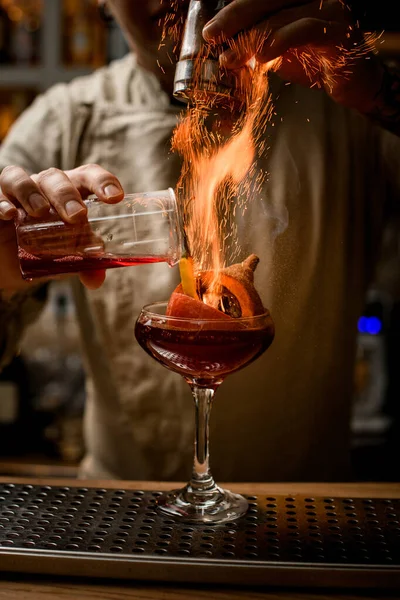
173, 0, 250, 110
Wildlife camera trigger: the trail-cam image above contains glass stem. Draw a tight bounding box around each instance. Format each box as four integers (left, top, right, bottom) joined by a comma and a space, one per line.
189, 385, 217, 493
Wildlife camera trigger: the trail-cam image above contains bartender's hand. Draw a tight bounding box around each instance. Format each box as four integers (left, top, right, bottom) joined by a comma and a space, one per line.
0, 164, 124, 295
203, 0, 385, 116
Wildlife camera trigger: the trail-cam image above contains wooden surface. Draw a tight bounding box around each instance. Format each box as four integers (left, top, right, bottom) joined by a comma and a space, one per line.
0, 460, 78, 478
0, 578, 398, 600
0, 478, 400, 600
1, 478, 400, 497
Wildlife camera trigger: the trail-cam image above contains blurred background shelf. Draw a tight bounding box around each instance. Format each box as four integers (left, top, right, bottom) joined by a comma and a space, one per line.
0, 0, 128, 141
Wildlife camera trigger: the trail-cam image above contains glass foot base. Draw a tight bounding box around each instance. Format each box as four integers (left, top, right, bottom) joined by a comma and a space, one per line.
156, 485, 249, 523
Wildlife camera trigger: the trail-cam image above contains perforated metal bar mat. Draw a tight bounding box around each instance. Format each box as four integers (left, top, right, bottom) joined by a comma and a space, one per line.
1, 483, 400, 588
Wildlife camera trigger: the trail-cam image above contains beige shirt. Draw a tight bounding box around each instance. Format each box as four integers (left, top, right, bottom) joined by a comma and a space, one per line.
1, 54, 400, 482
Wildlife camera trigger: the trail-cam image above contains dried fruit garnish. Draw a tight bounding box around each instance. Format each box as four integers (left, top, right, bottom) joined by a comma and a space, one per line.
169, 254, 265, 318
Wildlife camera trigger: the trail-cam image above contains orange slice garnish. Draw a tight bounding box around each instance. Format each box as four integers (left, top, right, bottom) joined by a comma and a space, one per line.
171, 254, 265, 318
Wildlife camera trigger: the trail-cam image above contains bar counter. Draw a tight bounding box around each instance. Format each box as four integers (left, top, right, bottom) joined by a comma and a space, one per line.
0, 478, 399, 600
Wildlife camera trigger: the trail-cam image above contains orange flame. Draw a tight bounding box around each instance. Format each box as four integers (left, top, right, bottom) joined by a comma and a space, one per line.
164, 5, 379, 298
172, 30, 277, 295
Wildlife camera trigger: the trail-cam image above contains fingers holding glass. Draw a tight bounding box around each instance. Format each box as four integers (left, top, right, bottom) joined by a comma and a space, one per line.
0, 165, 49, 218
34, 168, 87, 224
0, 164, 123, 226
65, 164, 124, 204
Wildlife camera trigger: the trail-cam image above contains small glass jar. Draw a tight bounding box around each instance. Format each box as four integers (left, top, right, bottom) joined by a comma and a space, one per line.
15, 188, 184, 280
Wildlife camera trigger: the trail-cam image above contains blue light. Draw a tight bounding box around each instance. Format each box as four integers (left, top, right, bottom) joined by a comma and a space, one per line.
358, 316, 368, 334
366, 316, 382, 335
358, 316, 382, 335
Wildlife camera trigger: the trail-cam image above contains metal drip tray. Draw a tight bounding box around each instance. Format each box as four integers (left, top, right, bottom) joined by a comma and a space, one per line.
1, 483, 400, 588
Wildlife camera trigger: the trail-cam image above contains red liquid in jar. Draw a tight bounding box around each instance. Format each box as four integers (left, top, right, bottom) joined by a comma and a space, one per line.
18, 248, 166, 279
15, 185, 181, 279
134, 320, 274, 385
16, 215, 169, 279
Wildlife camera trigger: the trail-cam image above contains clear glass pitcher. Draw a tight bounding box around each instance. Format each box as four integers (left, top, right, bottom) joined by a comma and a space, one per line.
15, 188, 183, 280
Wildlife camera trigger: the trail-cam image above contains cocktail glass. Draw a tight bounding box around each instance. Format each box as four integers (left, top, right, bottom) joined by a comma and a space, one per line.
135, 301, 275, 523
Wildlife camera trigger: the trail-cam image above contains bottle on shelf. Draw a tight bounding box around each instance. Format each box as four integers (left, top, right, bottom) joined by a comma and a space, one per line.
0, 0, 42, 66
63, 0, 106, 68
11, 12, 41, 65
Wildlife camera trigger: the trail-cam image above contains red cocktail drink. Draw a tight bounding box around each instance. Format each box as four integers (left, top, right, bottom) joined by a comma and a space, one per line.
135, 315, 274, 387
135, 300, 274, 523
